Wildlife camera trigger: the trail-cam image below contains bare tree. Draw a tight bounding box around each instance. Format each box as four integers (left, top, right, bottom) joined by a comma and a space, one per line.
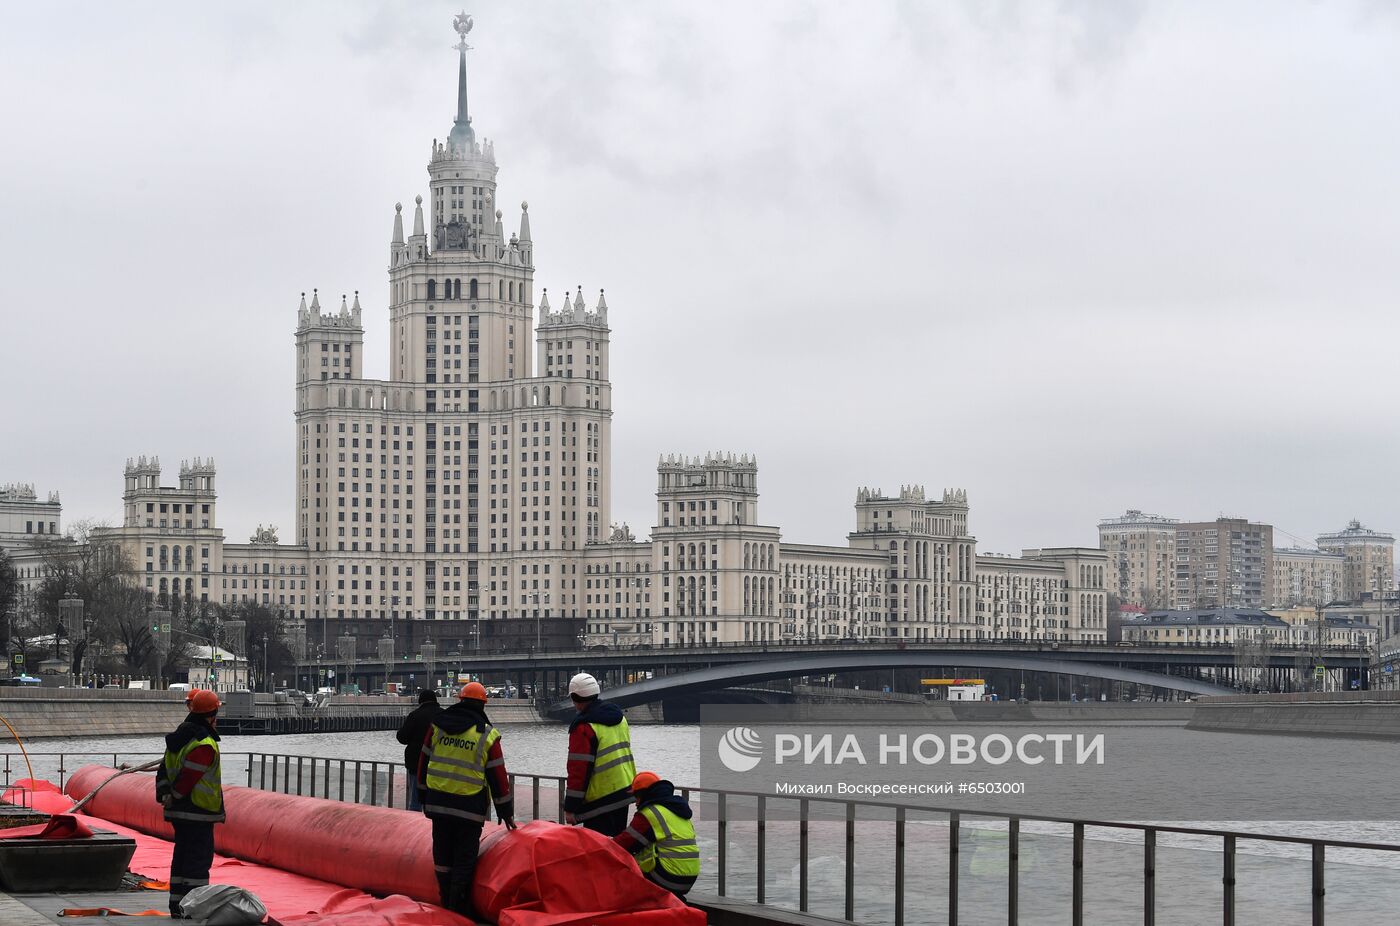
28, 520, 136, 680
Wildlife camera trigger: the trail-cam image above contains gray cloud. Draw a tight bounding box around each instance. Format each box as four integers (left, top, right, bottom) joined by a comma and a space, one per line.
2, 1, 1397, 555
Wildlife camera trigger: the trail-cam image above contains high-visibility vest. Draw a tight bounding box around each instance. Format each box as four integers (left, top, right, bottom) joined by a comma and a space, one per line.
424, 723, 497, 797
162, 734, 223, 821
636, 804, 700, 881
584, 718, 635, 804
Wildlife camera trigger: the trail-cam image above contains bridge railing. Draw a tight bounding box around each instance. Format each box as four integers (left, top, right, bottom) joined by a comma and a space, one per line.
293, 637, 1373, 668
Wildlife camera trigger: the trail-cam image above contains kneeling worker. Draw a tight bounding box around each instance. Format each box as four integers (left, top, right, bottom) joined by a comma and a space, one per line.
614, 771, 699, 898
419, 682, 516, 919
158, 689, 224, 918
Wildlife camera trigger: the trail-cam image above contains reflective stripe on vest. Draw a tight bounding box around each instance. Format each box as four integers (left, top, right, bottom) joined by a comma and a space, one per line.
162, 734, 222, 816
637, 804, 700, 879
584, 718, 635, 803
425, 723, 496, 796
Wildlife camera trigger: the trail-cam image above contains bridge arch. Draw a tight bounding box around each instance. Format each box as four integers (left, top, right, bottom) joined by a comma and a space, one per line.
562, 651, 1232, 712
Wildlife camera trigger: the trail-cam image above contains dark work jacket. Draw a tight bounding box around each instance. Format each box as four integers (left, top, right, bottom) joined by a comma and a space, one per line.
396, 700, 443, 772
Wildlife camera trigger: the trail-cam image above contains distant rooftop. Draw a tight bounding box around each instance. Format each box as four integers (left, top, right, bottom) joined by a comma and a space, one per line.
1098, 509, 1178, 528
1123, 608, 1287, 628
1318, 520, 1394, 543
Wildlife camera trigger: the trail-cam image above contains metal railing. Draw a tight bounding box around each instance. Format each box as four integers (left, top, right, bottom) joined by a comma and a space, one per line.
233, 751, 1399, 926
7, 749, 1400, 925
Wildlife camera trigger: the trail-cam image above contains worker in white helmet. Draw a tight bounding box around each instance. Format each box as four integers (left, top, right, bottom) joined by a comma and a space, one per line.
563, 671, 637, 836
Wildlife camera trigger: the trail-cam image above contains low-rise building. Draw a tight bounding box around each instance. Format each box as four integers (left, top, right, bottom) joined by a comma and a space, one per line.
1120, 608, 1289, 645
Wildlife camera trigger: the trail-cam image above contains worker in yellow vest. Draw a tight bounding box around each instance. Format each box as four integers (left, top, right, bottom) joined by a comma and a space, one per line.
418, 682, 515, 918
563, 672, 636, 836
157, 689, 224, 918
614, 771, 700, 898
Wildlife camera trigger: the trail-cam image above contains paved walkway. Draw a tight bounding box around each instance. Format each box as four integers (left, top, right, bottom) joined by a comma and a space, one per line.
0, 888, 173, 924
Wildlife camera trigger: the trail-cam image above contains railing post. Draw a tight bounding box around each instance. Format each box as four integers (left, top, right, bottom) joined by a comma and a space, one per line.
532, 777, 540, 821
388, 767, 395, 808
246, 755, 253, 789
756, 795, 766, 905
1008, 817, 1019, 926
296, 757, 304, 796
717, 792, 727, 897
1223, 835, 1236, 926
354, 761, 362, 803
1312, 843, 1325, 926
270, 754, 278, 793
370, 762, 379, 805
844, 802, 856, 922
895, 807, 906, 926
1144, 828, 1156, 926
949, 812, 959, 926
338, 760, 345, 803
799, 799, 809, 913
260, 754, 267, 790
1072, 823, 1085, 926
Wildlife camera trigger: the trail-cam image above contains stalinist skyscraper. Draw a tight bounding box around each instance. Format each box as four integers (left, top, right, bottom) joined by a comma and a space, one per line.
294, 14, 612, 651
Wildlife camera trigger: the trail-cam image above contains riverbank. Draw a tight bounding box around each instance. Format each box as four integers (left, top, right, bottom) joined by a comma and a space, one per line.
1188, 689, 1400, 739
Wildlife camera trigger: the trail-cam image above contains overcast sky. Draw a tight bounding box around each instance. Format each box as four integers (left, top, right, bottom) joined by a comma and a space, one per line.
3, 2, 1399, 554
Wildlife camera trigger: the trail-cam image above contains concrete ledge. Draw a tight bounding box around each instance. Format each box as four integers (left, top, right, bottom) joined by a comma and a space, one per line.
689, 894, 851, 926
1188, 698, 1400, 739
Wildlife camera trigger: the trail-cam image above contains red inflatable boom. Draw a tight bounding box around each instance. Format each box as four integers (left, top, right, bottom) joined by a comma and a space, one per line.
64, 765, 703, 926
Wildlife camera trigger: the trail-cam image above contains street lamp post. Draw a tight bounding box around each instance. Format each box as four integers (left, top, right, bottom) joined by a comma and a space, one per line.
59, 589, 83, 687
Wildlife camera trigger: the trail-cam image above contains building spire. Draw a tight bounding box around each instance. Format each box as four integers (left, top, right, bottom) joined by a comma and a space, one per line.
449, 12, 475, 147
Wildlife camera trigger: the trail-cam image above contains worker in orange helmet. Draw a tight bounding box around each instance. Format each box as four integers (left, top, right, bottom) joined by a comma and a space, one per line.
157, 688, 224, 918
417, 682, 516, 918
614, 771, 699, 897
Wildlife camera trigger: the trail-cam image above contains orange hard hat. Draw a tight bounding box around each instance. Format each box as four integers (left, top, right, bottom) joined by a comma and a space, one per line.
188, 689, 221, 715
459, 682, 488, 702
630, 771, 661, 793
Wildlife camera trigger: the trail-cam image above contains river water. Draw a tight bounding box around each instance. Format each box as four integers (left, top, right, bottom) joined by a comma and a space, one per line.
7, 724, 1399, 926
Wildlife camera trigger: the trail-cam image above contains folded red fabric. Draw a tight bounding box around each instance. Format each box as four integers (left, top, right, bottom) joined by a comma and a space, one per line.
0, 813, 94, 840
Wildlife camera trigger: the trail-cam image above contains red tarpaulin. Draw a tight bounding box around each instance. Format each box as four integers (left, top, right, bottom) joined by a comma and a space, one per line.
2, 781, 469, 925
60, 765, 703, 925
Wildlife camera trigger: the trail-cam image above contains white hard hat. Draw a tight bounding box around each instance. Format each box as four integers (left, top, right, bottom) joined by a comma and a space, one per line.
569, 672, 601, 698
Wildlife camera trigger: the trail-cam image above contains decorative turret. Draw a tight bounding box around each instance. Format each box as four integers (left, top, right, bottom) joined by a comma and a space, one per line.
537, 285, 610, 330
296, 287, 364, 332
655, 452, 762, 527
124, 455, 162, 493
518, 201, 531, 242
179, 457, 217, 493
390, 202, 407, 266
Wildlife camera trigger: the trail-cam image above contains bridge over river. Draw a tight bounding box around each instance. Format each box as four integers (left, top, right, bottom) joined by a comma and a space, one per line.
297, 640, 1370, 707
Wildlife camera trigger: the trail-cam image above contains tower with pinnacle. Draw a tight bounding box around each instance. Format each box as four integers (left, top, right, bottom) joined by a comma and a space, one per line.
292, 14, 615, 646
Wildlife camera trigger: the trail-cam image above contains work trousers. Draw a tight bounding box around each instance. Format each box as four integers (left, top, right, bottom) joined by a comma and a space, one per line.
168, 820, 216, 917
580, 805, 630, 838
430, 815, 484, 918
406, 773, 423, 812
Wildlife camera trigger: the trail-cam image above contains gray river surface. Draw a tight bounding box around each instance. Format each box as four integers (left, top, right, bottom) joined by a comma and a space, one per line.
6, 724, 1399, 926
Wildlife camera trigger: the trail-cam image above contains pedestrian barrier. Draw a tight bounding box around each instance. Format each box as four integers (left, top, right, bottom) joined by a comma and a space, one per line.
9, 749, 1400, 925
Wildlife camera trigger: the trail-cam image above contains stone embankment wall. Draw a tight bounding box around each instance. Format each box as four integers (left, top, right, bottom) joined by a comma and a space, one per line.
0, 688, 188, 740
731, 700, 1194, 724
0, 690, 549, 741
1188, 690, 1400, 739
